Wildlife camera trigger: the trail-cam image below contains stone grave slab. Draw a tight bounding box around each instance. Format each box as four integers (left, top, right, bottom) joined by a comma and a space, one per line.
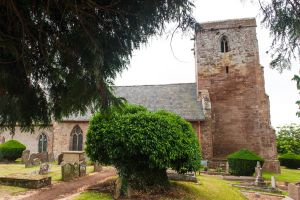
0, 173, 51, 189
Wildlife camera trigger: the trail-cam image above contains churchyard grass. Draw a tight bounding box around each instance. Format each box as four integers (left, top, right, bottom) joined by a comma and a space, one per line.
74, 191, 113, 200
263, 167, 300, 183
72, 174, 246, 200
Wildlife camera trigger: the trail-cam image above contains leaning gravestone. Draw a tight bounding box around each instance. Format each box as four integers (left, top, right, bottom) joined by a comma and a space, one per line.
39, 152, 48, 163
21, 150, 30, 164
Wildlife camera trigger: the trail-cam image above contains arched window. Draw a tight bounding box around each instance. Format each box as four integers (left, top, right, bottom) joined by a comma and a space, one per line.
220, 36, 229, 53
38, 133, 47, 153
70, 125, 83, 151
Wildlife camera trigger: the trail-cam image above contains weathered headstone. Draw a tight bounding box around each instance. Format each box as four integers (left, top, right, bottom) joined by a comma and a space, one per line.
73, 163, 80, 178
48, 153, 55, 163
25, 153, 38, 168
254, 161, 265, 186
225, 162, 229, 174
62, 163, 73, 181
271, 176, 276, 189
32, 158, 41, 166
39, 163, 49, 175
58, 153, 63, 165
21, 150, 30, 164
39, 152, 48, 163
79, 162, 86, 177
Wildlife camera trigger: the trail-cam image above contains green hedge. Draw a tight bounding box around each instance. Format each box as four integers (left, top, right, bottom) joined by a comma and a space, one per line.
227, 149, 264, 176
278, 152, 300, 169
0, 140, 26, 161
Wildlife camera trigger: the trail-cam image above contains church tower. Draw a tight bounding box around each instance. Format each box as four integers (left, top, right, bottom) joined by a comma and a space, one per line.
195, 18, 280, 172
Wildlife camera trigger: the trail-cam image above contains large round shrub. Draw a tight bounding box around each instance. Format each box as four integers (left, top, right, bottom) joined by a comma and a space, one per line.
0, 140, 26, 161
86, 104, 201, 190
278, 152, 300, 169
227, 149, 264, 176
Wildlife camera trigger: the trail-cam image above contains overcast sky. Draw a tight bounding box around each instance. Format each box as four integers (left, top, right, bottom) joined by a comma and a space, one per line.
115, 0, 299, 128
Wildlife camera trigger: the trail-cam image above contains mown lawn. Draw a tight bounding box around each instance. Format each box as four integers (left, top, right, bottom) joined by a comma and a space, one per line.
74, 191, 113, 200
72, 174, 246, 200
263, 167, 300, 183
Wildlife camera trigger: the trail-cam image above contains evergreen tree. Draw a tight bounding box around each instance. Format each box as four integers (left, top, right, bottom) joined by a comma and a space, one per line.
0, 1, 195, 131
260, 0, 300, 116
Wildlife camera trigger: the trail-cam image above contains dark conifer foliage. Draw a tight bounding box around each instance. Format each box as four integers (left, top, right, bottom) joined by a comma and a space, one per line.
260, 0, 300, 71
0, 1, 195, 131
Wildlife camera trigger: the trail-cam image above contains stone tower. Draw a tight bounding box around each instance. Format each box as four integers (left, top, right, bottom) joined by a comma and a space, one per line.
195, 18, 280, 172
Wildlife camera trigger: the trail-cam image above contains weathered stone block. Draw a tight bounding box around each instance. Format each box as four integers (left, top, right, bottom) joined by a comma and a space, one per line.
21, 150, 30, 164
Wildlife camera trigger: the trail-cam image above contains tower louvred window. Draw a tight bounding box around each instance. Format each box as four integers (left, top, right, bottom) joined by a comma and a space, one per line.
221, 36, 229, 52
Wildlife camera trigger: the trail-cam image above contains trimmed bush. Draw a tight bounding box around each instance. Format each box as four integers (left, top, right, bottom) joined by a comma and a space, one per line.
227, 149, 264, 176
0, 140, 26, 161
278, 152, 300, 169
86, 104, 201, 191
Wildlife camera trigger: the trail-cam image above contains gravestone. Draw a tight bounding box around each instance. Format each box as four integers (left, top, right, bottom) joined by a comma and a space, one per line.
254, 161, 265, 186
25, 153, 38, 168
58, 154, 63, 165
62, 163, 73, 181
39, 152, 48, 163
61, 163, 79, 181
79, 162, 86, 177
271, 176, 276, 189
39, 163, 49, 175
21, 150, 30, 164
73, 163, 80, 178
32, 158, 41, 166
48, 153, 55, 163
225, 162, 229, 174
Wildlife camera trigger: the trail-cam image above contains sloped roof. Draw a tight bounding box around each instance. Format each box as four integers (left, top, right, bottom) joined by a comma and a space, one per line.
64, 83, 205, 121
114, 83, 204, 121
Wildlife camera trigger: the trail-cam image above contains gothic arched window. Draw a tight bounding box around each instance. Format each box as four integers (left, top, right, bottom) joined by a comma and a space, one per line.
70, 125, 83, 151
220, 36, 229, 53
38, 133, 47, 153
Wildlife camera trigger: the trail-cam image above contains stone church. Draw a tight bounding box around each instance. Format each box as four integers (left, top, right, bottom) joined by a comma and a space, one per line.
0, 18, 280, 172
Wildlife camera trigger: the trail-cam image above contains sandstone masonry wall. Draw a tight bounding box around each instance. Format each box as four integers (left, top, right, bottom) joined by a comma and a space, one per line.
195, 18, 279, 172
